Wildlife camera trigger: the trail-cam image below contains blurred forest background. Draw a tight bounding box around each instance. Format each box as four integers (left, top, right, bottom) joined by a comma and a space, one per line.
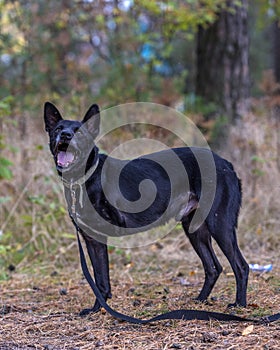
0, 0, 279, 278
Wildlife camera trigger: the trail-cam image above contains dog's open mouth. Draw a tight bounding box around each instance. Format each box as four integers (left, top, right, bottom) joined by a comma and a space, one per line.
55, 142, 77, 169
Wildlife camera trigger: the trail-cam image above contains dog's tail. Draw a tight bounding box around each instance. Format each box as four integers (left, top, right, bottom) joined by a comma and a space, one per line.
227, 164, 242, 229
235, 177, 242, 228
208, 157, 242, 232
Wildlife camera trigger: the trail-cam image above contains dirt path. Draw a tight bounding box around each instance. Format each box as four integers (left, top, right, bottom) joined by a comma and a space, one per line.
1, 244, 279, 349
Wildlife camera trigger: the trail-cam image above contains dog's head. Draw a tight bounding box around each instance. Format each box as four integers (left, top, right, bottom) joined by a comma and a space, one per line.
44, 102, 100, 175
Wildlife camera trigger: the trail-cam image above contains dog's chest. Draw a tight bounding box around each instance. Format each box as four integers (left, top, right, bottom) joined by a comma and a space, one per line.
65, 184, 94, 216
64, 184, 114, 234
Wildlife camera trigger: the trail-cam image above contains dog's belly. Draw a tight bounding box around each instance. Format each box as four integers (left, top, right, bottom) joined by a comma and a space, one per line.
74, 189, 194, 239
121, 191, 192, 228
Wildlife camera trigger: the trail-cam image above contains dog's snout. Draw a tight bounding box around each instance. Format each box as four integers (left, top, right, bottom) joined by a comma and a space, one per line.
61, 129, 73, 140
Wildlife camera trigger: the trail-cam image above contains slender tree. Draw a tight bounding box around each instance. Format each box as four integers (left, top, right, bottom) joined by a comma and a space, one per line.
196, 0, 250, 121
272, 20, 280, 83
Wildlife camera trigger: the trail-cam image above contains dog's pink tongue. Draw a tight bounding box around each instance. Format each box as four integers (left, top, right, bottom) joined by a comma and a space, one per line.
57, 151, 74, 167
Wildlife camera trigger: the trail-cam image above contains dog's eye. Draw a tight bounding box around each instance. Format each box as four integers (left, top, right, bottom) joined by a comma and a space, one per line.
74, 128, 82, 135
54, 127, 62, 134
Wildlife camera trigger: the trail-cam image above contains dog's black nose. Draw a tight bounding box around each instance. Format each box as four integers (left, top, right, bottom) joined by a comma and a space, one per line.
61, 130, 73, 140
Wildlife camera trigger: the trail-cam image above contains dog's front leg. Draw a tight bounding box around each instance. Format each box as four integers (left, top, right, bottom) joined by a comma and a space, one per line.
79, 236, 112, 316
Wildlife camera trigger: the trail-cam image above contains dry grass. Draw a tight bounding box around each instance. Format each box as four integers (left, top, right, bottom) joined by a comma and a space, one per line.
0, 249, 279, 350
223, 100, 280, 253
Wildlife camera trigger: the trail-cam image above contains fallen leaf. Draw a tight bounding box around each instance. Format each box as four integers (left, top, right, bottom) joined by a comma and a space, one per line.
248, 303, 259, 308
242, 325, 254, 336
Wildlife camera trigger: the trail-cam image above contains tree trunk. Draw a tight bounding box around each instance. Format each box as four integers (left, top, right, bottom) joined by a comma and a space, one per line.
272, 20, 280, 83
195, 0, 249, 121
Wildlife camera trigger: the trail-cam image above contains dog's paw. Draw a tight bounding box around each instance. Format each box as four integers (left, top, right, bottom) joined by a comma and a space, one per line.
79, 308, 95, 317
79, 302, 101, 317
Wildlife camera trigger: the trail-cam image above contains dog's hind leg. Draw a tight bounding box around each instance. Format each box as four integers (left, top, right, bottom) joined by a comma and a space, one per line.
210, 224, 249, 307
182, 216, 223, 302
79, 236, 112, 316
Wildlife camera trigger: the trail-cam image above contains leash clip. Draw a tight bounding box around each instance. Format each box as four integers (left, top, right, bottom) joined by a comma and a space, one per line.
70, 182, 76, 215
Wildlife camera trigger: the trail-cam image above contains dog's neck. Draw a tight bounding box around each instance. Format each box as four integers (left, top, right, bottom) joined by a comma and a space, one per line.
60, 157, 99, 213
61, 157, 99, 188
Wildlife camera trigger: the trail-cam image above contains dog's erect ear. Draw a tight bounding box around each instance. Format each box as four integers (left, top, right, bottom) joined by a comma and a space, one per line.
82, 104, 100, 139
44, 102, 63, 133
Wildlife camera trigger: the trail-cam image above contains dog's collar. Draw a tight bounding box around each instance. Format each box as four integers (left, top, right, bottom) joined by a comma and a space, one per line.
61, 158, 99, 188
61, 159, 99, 212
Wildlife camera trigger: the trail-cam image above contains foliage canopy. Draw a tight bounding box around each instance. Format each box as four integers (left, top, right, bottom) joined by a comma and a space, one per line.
0, 0, 243, 112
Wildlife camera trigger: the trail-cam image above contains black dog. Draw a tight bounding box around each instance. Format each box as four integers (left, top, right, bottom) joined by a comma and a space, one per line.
44, 102, 249, 315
